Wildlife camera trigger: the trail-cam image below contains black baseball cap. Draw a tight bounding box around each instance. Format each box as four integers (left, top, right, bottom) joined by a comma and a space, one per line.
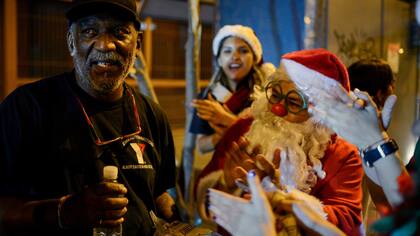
66, 0, 141, 29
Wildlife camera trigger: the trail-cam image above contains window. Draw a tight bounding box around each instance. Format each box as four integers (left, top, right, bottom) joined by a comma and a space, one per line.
151, 18, 213, 80
18, 0, 72, 78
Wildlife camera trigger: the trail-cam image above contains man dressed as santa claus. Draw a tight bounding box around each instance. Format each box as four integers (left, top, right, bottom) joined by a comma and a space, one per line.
196, 49, 363, 235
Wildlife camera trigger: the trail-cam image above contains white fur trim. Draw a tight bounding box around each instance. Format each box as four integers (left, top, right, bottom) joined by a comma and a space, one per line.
250, 62, 276, 101
196, 170, 224, 222
281, 59, 342, 96
261, 62, 276, 78
213, 25, 262, 63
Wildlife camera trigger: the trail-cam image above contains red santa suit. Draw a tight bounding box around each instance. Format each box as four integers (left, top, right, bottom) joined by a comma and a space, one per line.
196, 117, 363, 235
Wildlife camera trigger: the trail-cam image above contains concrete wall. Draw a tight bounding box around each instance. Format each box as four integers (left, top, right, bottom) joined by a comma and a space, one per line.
328, 0, 418, 163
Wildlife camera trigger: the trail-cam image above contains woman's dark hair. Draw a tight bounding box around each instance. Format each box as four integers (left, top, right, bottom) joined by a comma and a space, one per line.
348, 59, 395, 97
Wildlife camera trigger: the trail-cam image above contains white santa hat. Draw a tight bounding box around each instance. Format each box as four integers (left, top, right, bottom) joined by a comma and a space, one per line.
281, 48, 350, 93
212, 25, 263, 63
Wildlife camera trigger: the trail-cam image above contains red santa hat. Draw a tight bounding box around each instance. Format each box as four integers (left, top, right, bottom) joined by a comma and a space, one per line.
281, 48, 350, 92
213, 25, 263, 63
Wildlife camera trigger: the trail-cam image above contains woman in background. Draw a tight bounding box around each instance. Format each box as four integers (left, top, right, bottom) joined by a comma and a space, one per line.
190, 24, 274, 154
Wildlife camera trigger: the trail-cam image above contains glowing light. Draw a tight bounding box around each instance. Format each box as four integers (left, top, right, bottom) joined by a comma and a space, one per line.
304, 16, 311, 25
398, 48, 404, 54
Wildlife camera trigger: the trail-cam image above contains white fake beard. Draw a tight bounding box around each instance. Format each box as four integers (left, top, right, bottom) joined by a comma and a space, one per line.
245, 96, 333, 193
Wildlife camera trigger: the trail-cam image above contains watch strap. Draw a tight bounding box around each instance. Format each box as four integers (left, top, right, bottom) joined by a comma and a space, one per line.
362, 139, 399, 167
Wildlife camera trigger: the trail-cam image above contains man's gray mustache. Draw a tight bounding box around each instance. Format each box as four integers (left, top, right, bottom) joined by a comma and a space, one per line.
88, 51, 123, 65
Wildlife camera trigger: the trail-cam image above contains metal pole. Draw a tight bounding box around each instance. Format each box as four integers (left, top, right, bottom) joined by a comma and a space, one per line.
144, 17, 153, 74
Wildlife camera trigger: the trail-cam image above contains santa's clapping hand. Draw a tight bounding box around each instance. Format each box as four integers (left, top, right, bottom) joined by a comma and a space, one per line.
224, 136, 281, 190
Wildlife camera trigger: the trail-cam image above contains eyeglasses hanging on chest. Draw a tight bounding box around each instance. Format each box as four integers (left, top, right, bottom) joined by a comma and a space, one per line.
76, 86, 142, 146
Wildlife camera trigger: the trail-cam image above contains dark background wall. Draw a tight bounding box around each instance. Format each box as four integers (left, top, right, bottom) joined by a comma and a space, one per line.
219, 0, 305, 65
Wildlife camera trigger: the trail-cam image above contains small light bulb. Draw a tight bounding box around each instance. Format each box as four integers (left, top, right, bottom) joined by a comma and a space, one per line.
398, 48, 404, 54
304, 16, 311, 25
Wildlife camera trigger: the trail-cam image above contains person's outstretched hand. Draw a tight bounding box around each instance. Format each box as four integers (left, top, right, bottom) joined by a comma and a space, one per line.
308, 87, 395, 186
61, 182, 128, 228
309, 87, 386, 149
208, 171, 276, 236
303, 81, 406, 206
295, 74, 395, 145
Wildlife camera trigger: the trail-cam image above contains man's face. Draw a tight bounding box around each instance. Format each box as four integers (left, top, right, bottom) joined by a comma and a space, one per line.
68, 13, 140, 95
266, 66, 310, 123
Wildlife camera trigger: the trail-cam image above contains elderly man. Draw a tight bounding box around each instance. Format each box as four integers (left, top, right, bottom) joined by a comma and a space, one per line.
197, 49, 363, 235
0, 0, 176, 235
